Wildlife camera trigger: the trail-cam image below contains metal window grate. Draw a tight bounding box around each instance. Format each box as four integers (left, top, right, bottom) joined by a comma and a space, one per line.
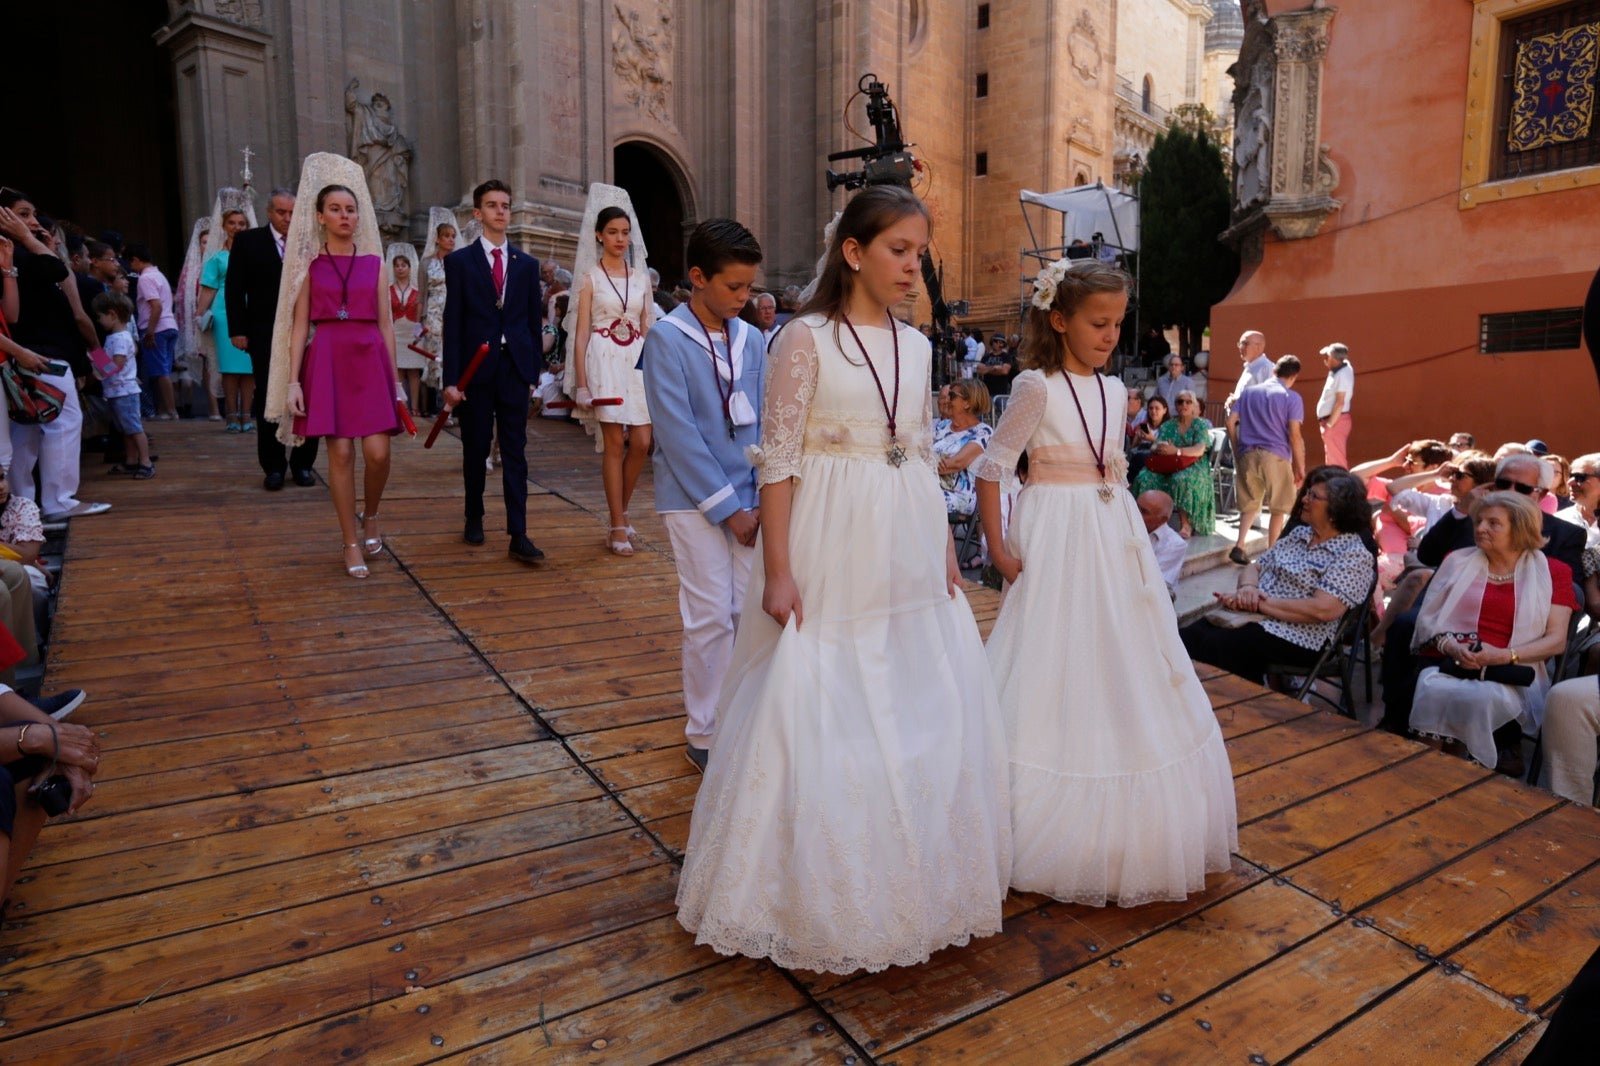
1479, 307, 1584, 353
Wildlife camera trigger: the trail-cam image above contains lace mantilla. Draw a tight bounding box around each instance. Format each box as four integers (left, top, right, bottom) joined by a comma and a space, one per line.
759, 322, 819, 484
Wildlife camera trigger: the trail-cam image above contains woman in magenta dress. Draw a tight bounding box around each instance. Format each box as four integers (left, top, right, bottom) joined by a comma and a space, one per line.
284, 183, 402, 579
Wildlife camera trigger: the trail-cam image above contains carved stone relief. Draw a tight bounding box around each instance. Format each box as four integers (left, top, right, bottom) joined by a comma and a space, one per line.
613, 1, 674, 125
1223, 1, 1340, 257
1069, 10, 1102, 85
211, 0, 264, 29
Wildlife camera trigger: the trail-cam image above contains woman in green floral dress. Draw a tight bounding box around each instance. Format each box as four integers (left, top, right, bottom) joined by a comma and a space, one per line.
1132, 389, 1214, 536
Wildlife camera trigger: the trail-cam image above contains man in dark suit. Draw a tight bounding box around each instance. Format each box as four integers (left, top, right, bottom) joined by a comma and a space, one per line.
442, 179, 544, 564
226, 188, 319, 490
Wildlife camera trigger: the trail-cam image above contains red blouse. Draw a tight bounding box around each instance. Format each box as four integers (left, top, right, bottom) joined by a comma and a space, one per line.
1474, 557, 1578, 648
390, 286, 419, 323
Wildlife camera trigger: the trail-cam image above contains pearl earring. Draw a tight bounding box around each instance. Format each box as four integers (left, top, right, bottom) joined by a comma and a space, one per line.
850, 262, 860, 272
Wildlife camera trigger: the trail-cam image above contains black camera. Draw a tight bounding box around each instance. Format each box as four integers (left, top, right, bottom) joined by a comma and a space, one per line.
825, 75, 915, 192
30, 774, 72, 816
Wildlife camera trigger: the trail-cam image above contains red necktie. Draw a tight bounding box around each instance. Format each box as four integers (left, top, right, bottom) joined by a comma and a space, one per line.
491, 247, 505, 301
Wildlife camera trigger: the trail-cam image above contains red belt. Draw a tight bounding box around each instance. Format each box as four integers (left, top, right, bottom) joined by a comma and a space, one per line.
593, 318, 640, 346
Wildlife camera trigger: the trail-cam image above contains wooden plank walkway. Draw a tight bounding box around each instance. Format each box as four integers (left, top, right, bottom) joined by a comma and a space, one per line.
1, 416, 1594, 1063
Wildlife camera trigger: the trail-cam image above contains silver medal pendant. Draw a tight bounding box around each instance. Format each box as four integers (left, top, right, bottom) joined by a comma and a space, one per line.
1097, 482, 1115, 502
887, 441, 907, 468
337, 306, 349, 321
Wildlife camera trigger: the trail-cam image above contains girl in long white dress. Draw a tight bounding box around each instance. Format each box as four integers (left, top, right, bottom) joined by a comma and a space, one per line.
418, 208, 457, 409
675, 186, 1012, 974
571, 200, 654, 556
975, 259, 1237, 907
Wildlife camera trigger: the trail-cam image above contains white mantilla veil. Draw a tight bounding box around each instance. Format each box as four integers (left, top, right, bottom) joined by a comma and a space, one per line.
175, 215, 212, 389
266, 153, 383, 448
797, 210, 844, 305
562, 183, 652, 447
420, 206, 460, 261
385, 241, 420, 290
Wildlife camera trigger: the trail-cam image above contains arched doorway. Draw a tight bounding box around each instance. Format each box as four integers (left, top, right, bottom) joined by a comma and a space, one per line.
613, 142, 690, 289
10, 1, 182, 263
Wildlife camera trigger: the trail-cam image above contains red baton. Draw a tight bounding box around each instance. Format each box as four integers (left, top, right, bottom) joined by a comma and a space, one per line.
425, 342, 490, 448
544, 397, 624, 409
407, 326, 438, 360
396, 400, 417, 437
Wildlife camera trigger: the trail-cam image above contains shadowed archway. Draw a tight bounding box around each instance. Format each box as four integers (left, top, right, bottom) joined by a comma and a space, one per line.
613, 142, 691, 290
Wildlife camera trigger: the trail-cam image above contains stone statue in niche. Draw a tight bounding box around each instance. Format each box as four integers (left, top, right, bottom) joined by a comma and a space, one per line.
613, 2, 674, 124
1233, 74, 1272, 211
345, 78, 414, 237
1069, 11, 1102, 85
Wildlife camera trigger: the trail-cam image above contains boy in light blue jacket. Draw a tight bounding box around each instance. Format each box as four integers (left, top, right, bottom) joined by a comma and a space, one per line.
640, 220, 766, 771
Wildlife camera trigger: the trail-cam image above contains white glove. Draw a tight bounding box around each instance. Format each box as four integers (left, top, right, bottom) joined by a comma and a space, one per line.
575, 386, 594, 409
286, 381, 306, 417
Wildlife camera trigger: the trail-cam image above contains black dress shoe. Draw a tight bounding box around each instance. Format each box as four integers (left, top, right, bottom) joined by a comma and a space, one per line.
263, 471, 285, 491
508, 535, 545, 564
292, 468, 317, 487
464, 518, 485, 545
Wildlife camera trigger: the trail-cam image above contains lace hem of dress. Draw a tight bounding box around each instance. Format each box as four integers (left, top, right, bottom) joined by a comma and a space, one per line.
679, 913, 1004, 975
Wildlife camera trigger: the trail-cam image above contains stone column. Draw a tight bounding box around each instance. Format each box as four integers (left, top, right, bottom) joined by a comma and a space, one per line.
156, 8, 283, 225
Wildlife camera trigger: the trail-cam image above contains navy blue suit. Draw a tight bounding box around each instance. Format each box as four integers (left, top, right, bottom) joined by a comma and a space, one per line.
442, 240, 543, 536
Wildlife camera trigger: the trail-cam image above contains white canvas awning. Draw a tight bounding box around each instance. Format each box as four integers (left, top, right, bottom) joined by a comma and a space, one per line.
1020, 182, 1140, 252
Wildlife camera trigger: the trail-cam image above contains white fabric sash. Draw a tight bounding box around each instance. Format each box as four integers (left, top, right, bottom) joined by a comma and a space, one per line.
1412, 548, 1552, 655
659, 312, 757, 426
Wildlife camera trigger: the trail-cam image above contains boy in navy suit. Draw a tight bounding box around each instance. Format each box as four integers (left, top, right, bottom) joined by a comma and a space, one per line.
442, 179, 544, 563
640, 220, 765, 770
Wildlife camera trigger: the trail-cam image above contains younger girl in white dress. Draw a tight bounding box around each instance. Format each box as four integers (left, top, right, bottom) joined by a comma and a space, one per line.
975, 259, 1236, 907
676, 186, 1011, 973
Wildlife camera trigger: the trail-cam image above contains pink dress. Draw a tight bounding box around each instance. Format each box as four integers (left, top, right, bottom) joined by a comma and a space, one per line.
294, 254, 401, 439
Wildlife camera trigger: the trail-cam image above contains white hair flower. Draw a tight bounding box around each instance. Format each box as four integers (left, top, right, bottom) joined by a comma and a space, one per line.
1030, 258, 1074, 311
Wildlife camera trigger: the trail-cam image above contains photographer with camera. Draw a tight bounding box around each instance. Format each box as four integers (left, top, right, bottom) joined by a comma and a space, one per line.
2, 688, 100, 909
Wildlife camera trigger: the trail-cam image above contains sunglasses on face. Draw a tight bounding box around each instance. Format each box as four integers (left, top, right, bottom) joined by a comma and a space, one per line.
1494, 477, 1539, 495
1570, 472, 1596, 484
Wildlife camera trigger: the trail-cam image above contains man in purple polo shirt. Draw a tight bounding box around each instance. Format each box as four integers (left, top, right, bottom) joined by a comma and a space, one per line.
1226, 355, 1305, 564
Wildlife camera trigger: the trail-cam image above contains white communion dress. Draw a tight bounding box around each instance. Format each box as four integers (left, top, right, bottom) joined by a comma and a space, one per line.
580, 264, 651, 425
675, 313, 1013, 974
975, 367, 1237, 907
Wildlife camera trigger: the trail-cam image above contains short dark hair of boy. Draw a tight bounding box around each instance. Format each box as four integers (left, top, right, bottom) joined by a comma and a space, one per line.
473, 179, 513, 207
684, 219, 762, 277
125, 242, 154, 264
92, 290, 134, 322
1274, 355, 1301, 378
85, 239, 112, 261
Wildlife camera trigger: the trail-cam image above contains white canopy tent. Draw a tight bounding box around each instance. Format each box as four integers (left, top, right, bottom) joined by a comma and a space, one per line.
1019, 182, 1140, 255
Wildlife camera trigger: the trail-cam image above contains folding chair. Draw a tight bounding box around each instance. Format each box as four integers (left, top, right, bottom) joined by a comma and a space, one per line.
949, 512, 985, 570
1263, 571, 1379, 718
1209, 427, 1236, 515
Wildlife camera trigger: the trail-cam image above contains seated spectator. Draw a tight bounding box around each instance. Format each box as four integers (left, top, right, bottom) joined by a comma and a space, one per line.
91, 292, 154, 478
1, 689, 100, 910
1558, 452, 1600, 547
1131, 394, 1168, 447
1153, 354, 1194, 409
1132, 390, 1214, 537
1546, 453, 1572, 510
1417, 453, 1585, 575
1138, 489, 1186, 599
1541, 675, 1600, 805
1409, 491, 1575, 774
0, 466, 48, 638
1180, 469, 1375, 681
1368, 451, 1498, 649
1449, 431, 1476, 452
934, 380, 993, 514
1351, 439, 1453, 588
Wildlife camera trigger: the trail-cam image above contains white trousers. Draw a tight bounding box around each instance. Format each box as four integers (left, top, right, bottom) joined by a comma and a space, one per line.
1542, 676, 1600, 807
664, 511, 755, 746
8, 369, 81, 514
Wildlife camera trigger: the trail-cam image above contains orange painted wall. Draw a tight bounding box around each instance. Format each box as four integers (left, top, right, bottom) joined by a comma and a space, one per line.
1209, 0, 1600, 462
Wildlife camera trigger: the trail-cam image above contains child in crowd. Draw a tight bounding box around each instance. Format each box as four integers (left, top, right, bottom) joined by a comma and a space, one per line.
91, 292, 155, 479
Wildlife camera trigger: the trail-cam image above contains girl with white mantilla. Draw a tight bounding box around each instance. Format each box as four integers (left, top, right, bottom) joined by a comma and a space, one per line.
976, 259, 1237, 907
676, 186, 1011, 974
566, 186, 654, 556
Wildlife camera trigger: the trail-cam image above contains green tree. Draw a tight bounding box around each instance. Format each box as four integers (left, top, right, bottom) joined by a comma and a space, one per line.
1138, 111, 1239, 358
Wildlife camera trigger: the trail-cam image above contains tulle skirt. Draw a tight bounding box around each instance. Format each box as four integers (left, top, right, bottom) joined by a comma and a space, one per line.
676, 454, 1012, 973
988, 482, 1237, 906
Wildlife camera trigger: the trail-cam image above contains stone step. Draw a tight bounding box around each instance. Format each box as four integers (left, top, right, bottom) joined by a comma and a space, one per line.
1175, 513, 1272, 627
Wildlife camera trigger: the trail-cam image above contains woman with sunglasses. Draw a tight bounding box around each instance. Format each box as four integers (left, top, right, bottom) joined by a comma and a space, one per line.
1410, 491, 1576, 774
1416, 454, 1587, 576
